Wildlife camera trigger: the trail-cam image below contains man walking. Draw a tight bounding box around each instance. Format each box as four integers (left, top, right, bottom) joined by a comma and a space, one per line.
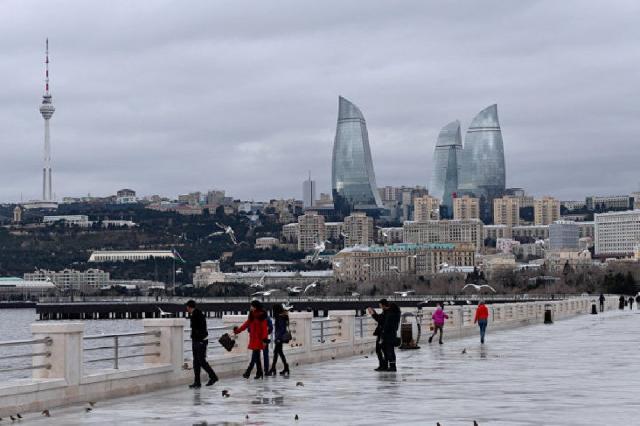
378, 299, 400, 372
367, 305, 387, 371
474, 300, 489, 344
186, 300, 218, 388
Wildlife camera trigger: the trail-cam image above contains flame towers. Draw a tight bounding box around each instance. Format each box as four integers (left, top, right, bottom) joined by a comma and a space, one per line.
39, 38, 55, 202
331, 96, 383, 215
458, 104, 506, 222
429, 120, 462, 217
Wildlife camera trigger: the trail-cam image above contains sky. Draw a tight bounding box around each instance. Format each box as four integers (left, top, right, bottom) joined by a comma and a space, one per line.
1, 0, 639, 203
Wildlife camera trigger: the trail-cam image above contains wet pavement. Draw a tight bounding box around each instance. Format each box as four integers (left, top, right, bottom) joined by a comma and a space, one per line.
20, 310, 640, 425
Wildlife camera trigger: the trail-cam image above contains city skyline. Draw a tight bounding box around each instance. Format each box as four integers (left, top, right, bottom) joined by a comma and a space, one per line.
2, 1, 640, 202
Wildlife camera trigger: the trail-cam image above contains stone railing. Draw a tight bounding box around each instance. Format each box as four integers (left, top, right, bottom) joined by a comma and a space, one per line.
0, 296, 618, 416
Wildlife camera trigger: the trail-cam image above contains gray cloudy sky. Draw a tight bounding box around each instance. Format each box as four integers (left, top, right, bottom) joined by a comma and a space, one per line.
1, 0, 639, 202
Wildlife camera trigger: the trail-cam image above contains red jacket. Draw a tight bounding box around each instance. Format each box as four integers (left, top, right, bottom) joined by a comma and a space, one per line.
235, 310, 269, 350
474, 304, 489, 322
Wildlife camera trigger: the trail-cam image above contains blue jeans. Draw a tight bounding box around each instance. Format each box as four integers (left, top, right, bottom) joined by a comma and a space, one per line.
478, 319, 488, 343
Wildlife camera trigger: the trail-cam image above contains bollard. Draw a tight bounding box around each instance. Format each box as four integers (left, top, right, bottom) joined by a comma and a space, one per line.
544, 303, 553, 324
591, 302, 598, 315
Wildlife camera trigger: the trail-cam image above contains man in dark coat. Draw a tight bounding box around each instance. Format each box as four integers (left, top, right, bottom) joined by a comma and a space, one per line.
367, 305, 387, 371
379, 299, 401, 372
186, 300, 218, 388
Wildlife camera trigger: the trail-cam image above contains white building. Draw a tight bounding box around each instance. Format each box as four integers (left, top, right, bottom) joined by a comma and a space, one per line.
116, 189, 137, 204
403, 219, 484, 251
234, 260, 295, 272
193, 260, 225, 287
88, 250, 177, 262
24, 268, 109, 293
0, 277, 57, 298
255, 237, 280, 250
43, 215, 90, 226
595, 210, 640, 256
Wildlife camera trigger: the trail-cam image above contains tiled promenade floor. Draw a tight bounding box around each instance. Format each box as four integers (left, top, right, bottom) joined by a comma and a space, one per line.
22, 310, 640, 425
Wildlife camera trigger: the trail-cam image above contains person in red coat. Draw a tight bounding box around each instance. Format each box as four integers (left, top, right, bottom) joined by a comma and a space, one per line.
474, 301, 490, 344
234, 300, 270, 379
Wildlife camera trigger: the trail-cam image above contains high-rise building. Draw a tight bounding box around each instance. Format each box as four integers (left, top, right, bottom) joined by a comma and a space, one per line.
429, 121, 462, 217
39, 39, 55, 202
302, 173, 316, 209
402, 219, 484, 251
343, 212, 374, 247
534, 196, 561, 225
413, 195, 440, 221
453, 195, 479, 220
549, 221, 580, 250
585, 195, 632, 211
297, 211, 326, 252
458, 104, 506, 223
594, 210, 640, 256
493, 196, 520, 227
331, 96, 383, 214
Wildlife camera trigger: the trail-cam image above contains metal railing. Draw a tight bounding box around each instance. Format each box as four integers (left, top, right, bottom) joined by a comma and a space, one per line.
355, 316, 375, 339
183, 326, 233, 357
311, 317, 341, 344
83, 331, 161, 370
0, 337, 52, 374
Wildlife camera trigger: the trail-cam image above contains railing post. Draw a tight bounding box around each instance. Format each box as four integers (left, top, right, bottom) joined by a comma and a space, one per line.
114, 336, 119, 369
289, 312, 313, 355
31, 322, 84, 386
143, 318, 186, 374
331, 310, 355, 344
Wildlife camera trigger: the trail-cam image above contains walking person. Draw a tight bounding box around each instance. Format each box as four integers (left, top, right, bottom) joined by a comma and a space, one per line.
429, 303, 449, 345
367, 304, 387, 371
267, 303, 290, 376
474, 300, 489, 344
629, 296, 634, 311
378, 299, 400, 372
234, 300, 269, 380
635, 294, 640, 309
599, 293, 605, 312
619, 295, 625, 310
263, 314, 274, 376
185, 300, 218, 388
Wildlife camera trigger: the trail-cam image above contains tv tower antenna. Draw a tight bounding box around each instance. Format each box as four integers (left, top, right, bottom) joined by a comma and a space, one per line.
39, 38, 55, 201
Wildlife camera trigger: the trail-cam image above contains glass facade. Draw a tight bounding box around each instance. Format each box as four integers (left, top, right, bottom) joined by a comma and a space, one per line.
458, 104, 506, 223
332, 96, 383, 214
429, 120, 462, 217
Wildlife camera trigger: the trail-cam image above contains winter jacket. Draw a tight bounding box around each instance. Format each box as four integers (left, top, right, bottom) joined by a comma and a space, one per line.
474, 304, 489, 322
189, 308, 208, 342
371, 310, 386, 337
432, 308, 449, 326
381, 304, 401, 341
274, 314, 289, 341
235, 309, 269, 350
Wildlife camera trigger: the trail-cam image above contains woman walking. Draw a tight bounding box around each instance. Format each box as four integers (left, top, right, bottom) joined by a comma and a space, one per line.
474, 300, 489, 344
234, 300, 269, 380
268, 303, 290, 376
429, 303, 449, 345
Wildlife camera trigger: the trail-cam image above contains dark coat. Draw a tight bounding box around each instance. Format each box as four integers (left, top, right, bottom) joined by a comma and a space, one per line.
189, 308, 208, 342
274, 314, 289, 341
371, 310, 386, 337
381, 304, 401, 341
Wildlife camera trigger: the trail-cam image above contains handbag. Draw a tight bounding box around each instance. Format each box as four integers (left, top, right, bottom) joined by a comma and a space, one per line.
281, 327, 292, 344
218, 333, 236, 352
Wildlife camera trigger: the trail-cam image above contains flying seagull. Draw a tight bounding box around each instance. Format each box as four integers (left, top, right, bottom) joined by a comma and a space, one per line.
287, 286, 302, 294
462, 284, 497, 293
304, 282, 318, 293
252, 289, 279, 297
157, 307, 172, 317
216, 222, 238, 245
249, 274, 267, 289
394, 290, 415, 297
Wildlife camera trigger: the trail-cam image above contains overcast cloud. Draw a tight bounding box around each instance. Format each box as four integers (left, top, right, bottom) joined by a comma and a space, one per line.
1, 0, 639, 202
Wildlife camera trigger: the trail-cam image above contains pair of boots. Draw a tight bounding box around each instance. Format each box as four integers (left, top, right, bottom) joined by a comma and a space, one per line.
375, 362, 396, 372
189, 374, 218, 388
243, 364, 263, 380
428, 336, 443, 345
267, 363, 290, 376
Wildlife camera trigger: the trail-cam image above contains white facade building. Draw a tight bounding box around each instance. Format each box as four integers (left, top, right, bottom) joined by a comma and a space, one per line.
88, 250, 176, 262
595, 210, 640, 256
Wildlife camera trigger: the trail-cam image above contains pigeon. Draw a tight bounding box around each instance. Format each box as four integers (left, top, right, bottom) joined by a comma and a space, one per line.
296, 382, 304, 387
42, 410, 50, 417
364, 355, 369, 358
16, 414, 22, 419
245, 414, 249, 420
85, 408, 92, 413
10, 416, 16, 421
462, 348, 467, 354
222, 390, 230, 398
295, 414, 299, 421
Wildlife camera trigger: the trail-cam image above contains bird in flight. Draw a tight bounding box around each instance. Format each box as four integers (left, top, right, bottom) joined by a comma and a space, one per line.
304, 282, 318, 293
287, 286, 302, 294
157, 307, 172, 317
462, 284, 496, 293
249, 274, 266, 288
252, 289, 279, 297
394, 290, 415, 297
216, 222, 238, 245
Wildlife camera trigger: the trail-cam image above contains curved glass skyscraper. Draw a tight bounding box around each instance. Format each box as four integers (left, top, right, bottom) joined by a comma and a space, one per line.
429, 120, 462, 217
458, 104, 506, 222
332, 96, 383, 214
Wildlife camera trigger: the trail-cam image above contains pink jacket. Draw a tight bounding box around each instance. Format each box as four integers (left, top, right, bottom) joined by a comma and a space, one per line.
432, 308, 449, 326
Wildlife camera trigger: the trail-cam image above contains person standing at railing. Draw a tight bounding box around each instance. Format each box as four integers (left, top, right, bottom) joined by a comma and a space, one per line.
186, 300, 218, 389
629, 296, 634, 311
429, 303, 449, 345
599, 293, 605, 312
268, 303, 290, 376
367, 305, 387, 371
619, 295, 625, 310
234, 300, 269, 380
474, 301, 489, 344
378, 299, 401, 372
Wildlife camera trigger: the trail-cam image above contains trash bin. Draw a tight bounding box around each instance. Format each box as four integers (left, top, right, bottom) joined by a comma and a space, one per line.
544, 303, 553, 324
591, 300, 598, 315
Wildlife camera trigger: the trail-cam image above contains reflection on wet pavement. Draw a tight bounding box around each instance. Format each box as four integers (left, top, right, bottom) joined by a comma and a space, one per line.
19, 310, 640, 425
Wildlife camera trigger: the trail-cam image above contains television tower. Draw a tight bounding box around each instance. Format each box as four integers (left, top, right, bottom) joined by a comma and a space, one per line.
39, 38, 55, 201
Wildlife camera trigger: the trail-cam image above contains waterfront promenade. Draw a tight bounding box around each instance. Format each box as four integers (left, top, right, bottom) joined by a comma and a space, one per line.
15, 309, 639, 425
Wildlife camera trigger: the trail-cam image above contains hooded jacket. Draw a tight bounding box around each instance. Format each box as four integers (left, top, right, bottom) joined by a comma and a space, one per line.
432, 308, 449, 326
235, 309, 269, 350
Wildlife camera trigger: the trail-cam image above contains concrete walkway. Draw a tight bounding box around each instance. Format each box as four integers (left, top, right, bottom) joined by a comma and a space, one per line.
20, 310, 640, 425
